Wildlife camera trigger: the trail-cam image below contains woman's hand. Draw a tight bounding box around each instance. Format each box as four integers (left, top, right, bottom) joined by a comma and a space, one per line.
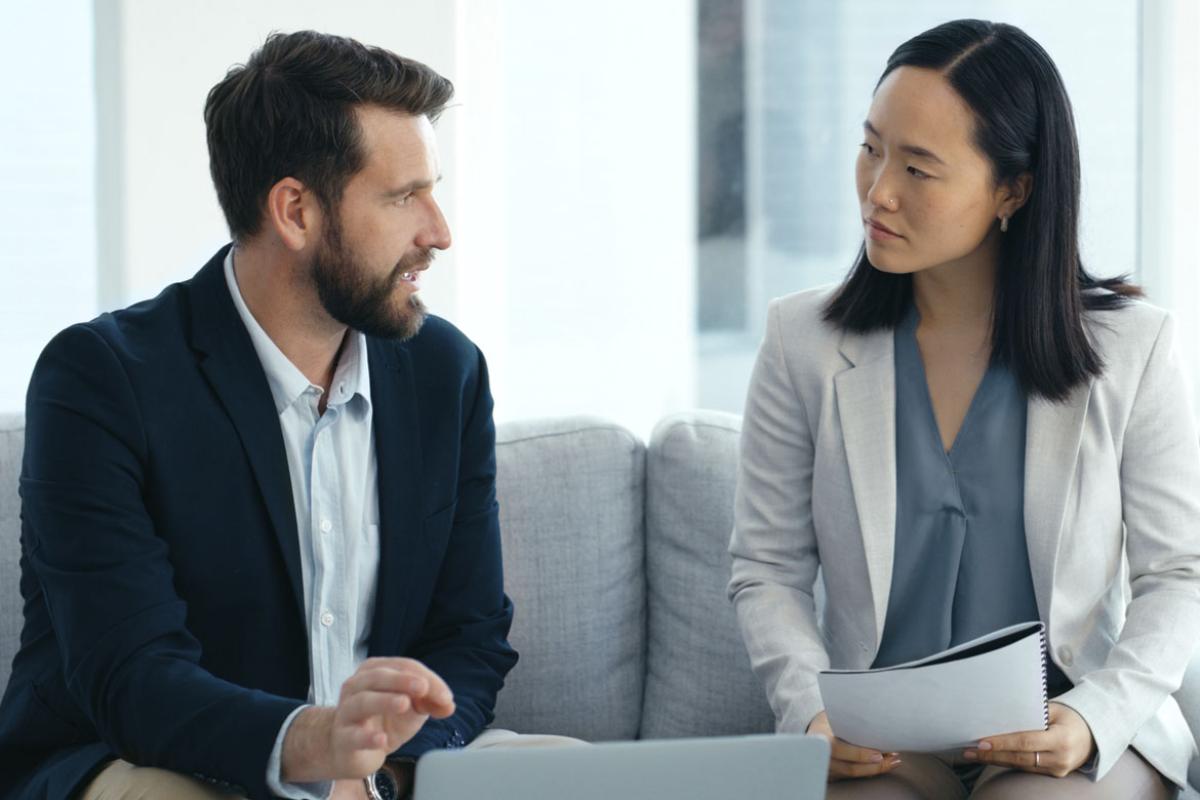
963, 702, 1096, 777
807, 711, 904, 782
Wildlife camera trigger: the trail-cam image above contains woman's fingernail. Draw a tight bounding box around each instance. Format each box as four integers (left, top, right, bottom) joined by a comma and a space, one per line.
978, 741, 993, 751
870, 753, 883, 762
964, 750, 977, 760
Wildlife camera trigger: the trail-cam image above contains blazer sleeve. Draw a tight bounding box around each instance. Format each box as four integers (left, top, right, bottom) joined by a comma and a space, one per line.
728, 299, 831, 734
394, 346, 518, 756
21, 324, 302, 800
1055, 312, 1200, 780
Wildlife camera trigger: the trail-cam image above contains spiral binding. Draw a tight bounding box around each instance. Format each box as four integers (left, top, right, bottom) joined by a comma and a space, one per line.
1038, 626, 1050, 729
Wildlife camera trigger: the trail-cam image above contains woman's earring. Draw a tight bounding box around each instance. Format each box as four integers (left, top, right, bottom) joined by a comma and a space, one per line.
1000, 216, 1009, 233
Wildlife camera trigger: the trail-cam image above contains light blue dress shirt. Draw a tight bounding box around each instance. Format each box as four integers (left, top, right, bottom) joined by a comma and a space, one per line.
223, 251, 381, 798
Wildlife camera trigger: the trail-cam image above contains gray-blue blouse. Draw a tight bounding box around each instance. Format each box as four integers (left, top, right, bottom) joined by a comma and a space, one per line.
873, 305, 1069, 695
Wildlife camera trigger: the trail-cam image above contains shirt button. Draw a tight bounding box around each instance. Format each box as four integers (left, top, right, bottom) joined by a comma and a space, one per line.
1058, 646, 1073, 667
320, 611, 334, 627
320, 518, 332, 533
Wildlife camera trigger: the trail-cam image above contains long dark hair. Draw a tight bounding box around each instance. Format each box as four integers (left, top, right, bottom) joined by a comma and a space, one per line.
823, 19, 1139, 401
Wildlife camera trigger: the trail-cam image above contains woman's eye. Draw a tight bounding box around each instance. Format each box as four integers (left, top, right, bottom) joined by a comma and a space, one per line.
907, 166, 929, 179
396, 194, 413, 206
859, 142, 876, 156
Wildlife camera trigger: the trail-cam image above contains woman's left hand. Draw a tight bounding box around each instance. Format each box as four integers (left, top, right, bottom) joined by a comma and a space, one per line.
963, 703, 1096, 777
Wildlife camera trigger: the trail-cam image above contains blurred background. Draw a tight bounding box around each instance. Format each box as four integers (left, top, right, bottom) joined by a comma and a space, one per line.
2, 0, 1197, 438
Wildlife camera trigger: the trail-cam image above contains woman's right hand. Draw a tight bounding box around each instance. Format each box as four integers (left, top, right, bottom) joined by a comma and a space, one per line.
806, 711, 904, 782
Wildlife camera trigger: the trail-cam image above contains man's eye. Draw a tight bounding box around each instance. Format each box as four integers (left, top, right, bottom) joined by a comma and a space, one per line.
907, 166, 930, 179
859, 142, 876, 156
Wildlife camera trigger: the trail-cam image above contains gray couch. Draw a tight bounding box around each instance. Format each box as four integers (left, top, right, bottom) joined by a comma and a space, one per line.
1, 411, 1198, 796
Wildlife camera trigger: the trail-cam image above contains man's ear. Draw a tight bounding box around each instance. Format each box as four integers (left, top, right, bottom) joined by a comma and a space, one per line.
999, 172, 1033, 219
264, 177, 320, 251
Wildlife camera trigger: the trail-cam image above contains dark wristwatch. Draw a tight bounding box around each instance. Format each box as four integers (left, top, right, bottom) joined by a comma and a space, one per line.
364, 758, 416, 800
363, 767, 399, 800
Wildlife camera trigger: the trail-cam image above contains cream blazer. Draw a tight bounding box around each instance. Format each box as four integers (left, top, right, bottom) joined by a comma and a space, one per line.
729, 287, 1200, 786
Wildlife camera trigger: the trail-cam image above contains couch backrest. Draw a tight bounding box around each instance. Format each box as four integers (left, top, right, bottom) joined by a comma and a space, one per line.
641, 410, 774, 738
490, 417, 647, 741
3, 411, 1198, 785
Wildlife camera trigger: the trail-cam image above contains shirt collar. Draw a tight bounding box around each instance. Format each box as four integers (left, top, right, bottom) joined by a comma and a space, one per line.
328, 324, 372, 415
223, 248, 371, 416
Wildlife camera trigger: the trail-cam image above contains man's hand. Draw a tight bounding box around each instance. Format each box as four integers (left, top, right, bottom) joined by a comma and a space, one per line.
807, 711, 903, 782
281, 658, 455, 782
963, 702, 1096, 777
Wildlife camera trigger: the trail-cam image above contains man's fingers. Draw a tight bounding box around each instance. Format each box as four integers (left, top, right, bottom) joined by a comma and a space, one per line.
343, 665, 428, 696
341, 690, 410, 724
343, 667, 430, 699
351, 725, 387, 751
348, 660, 454, 706
360, 657, 449, 691
410, 692, 456, 719
340, 678, 451, 721
408, 667, 453, 706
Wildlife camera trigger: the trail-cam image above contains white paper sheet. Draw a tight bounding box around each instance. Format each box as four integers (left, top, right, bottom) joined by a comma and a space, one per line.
816, 621, 1049, 752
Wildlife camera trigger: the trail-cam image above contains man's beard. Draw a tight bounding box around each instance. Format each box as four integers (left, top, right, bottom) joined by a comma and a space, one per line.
312, 216, 430, 340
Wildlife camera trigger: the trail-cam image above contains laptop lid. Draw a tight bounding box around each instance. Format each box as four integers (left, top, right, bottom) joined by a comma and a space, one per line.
414, 733, 830, 800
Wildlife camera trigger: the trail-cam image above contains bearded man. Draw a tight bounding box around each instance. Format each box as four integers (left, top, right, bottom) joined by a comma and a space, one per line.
0, 30, 520, 800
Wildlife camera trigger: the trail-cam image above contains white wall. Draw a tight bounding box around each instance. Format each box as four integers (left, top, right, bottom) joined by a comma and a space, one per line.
98, 0, 460, 314
0, 1, 97, 412
101, 0, 698, 438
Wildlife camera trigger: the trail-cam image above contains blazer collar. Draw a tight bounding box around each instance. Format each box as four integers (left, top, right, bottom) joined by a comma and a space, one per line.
187, 245, 305, 620
366, 337, 427, 655
833, 321, 1094, 644
1024, 381, 1092, 621
834, 326, 897, 648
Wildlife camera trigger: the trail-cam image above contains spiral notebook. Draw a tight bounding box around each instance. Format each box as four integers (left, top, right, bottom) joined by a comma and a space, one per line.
817, 621, 1049, 752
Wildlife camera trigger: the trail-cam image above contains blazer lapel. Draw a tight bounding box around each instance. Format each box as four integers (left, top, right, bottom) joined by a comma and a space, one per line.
1024, 381, 1092, 621
187, 247, 305, 620
834, 327, 897, 649
366, 338, 426, 655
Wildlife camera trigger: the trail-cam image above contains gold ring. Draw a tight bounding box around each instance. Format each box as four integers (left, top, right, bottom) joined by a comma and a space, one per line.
1035, 752, 1041, 768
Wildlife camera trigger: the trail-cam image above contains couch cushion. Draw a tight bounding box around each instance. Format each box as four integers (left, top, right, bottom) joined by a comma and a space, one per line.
0, 414, 24, 694
641, 410, 773, 738
490, 417, 646, 741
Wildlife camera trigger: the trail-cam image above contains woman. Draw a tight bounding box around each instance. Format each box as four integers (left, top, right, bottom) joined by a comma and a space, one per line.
729, 19, 1200, 800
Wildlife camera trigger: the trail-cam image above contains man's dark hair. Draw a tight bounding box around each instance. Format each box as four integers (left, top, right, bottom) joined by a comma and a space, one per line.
204, 30, 454, 242
823, 19, 1140, 402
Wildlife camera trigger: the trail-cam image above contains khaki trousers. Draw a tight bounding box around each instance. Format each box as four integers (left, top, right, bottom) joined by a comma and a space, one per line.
80, 729, 585, 799
825, 748, 1177, 800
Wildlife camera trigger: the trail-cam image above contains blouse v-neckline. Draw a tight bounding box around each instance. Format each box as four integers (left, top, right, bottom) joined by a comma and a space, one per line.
900, 307, 996, 458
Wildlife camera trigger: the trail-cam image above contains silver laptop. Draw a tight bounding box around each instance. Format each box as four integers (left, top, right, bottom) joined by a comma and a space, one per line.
414, 733, 830, 800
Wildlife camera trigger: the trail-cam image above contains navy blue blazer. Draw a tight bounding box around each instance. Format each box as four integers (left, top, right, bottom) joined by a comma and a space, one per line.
0, 245, 518, 799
